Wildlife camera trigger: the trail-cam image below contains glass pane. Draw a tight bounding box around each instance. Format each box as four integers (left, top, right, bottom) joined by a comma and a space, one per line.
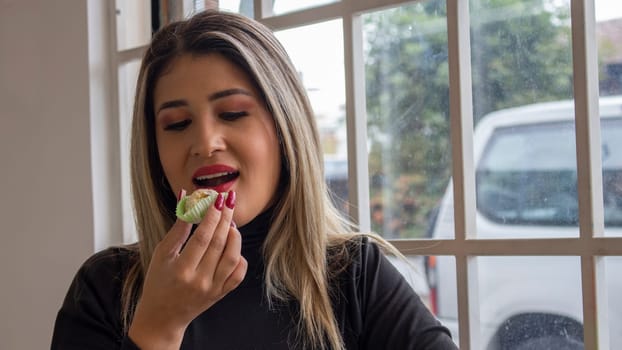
420, 255, 458, 343
477, 115, 622, 230
363, 2, 452, 239
602, 113, 622, 233
115, 0, 152, 51
596, 0, 622, 237
471, 0, 573, 118
218, 0, 254, 17
272, 0, 339, 16
478, 256, 583, 349
387, 255, 432, 308
471, 0, 576, 238
605, 256, 622, 346
274, 20, 349, 215
477, 121, 578, 227
194, 0, 206, 11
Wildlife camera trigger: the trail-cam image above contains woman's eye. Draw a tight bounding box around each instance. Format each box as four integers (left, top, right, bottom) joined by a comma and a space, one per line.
220, 111, 248, 121
164, 119, 191, 131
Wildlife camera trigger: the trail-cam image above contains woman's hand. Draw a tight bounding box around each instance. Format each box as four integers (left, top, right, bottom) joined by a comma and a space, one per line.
128, 190, 247, 349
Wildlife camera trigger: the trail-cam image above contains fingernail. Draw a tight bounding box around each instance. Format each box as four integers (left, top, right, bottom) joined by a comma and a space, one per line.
177, 189, 184, 201
225, 191, 236, 209
230, 221, 237, 228
214, 193, 224, 211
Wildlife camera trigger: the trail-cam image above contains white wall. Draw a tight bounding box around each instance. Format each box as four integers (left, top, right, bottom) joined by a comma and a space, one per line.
0, 1, 120, 348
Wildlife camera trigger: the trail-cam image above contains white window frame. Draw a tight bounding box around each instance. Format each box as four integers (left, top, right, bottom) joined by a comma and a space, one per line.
107, 1, 622, 349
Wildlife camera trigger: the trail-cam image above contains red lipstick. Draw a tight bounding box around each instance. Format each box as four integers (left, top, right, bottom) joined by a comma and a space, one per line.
192, 164, 239, 193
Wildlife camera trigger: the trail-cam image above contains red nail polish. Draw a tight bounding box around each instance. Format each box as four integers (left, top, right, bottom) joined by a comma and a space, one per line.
214, 193, 224, 211
177, 189, 183, 201
225, 191, 236, 209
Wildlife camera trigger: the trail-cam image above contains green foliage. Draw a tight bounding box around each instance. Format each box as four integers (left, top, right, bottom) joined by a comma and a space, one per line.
364, 0, 573, 238
471, 0, 573, 119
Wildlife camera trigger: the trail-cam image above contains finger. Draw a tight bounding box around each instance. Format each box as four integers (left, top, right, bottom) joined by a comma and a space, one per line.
178, 192, 225, 268
198, 191, 235, 277
211, 226, 243, 288
222, 256, 248, 293
177, 188, 187, 202
156, 189, 192, 255
158, 218, 193, 257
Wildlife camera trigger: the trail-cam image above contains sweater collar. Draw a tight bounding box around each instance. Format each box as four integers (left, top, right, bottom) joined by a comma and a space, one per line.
238, 206, 273, 249
237, 207, 274, 287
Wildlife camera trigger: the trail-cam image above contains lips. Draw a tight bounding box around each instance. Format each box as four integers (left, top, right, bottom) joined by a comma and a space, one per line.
192, 164, 239, 192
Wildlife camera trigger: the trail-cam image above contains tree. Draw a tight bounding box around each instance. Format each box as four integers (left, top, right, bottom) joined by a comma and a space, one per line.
470, 0, 573, 119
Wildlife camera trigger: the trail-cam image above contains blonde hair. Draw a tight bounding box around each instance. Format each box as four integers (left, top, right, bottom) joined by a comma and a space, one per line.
124, 10, 390, 349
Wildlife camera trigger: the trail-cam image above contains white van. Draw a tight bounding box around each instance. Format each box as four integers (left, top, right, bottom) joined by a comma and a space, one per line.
427, 96, 622, 349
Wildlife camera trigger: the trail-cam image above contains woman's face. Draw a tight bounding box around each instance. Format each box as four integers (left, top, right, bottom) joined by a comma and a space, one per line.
153, 53, 281, 226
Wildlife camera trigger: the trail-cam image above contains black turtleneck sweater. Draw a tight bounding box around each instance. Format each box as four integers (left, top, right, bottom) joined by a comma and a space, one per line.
51, 210, 457, 349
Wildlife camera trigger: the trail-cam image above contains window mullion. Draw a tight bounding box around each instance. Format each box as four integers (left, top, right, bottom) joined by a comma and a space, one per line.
390, 237, 622, 256
570, 0, 609, 348
581, 255, 609, 348
162, 0, 195, 21
343, 14, 371, 232
447, 0, 479, 349
88, 0, 126, 250
572, 0, 605, 238
117, 45, 147, 64
112, 1, 140, 245
108, 0, 126, 246
254, 0, 273, 19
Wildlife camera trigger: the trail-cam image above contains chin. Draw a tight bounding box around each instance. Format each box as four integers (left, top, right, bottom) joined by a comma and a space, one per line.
233, 211, 252, 227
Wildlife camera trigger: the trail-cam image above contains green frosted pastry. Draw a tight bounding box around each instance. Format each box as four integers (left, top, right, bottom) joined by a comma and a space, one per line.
176, 189, 226, 224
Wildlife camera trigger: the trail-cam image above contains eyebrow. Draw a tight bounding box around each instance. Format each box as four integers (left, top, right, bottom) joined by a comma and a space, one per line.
208, 88, 253, 101
156, 88, 254, 114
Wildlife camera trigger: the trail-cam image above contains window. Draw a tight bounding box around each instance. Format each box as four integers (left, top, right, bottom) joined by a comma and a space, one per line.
109, 0, 622, 348
363, 3, 451, 239
274, 20, 350, 215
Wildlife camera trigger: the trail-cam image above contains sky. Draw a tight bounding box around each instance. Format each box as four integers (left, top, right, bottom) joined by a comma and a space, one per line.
595, 0, 622, 21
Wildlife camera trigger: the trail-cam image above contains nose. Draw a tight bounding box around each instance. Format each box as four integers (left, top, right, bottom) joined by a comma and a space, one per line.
190, 119, 226, 158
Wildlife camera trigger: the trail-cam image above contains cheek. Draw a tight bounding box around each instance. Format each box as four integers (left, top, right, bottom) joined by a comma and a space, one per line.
238, 130, 281, 195
156, 135, 184, 185
252, 133, 281, 176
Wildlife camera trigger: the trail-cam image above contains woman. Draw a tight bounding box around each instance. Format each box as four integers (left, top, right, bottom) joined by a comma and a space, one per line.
52, 10, 456, 349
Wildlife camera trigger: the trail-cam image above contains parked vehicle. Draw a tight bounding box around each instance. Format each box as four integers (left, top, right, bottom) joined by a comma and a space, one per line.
427, 96, 622, 349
